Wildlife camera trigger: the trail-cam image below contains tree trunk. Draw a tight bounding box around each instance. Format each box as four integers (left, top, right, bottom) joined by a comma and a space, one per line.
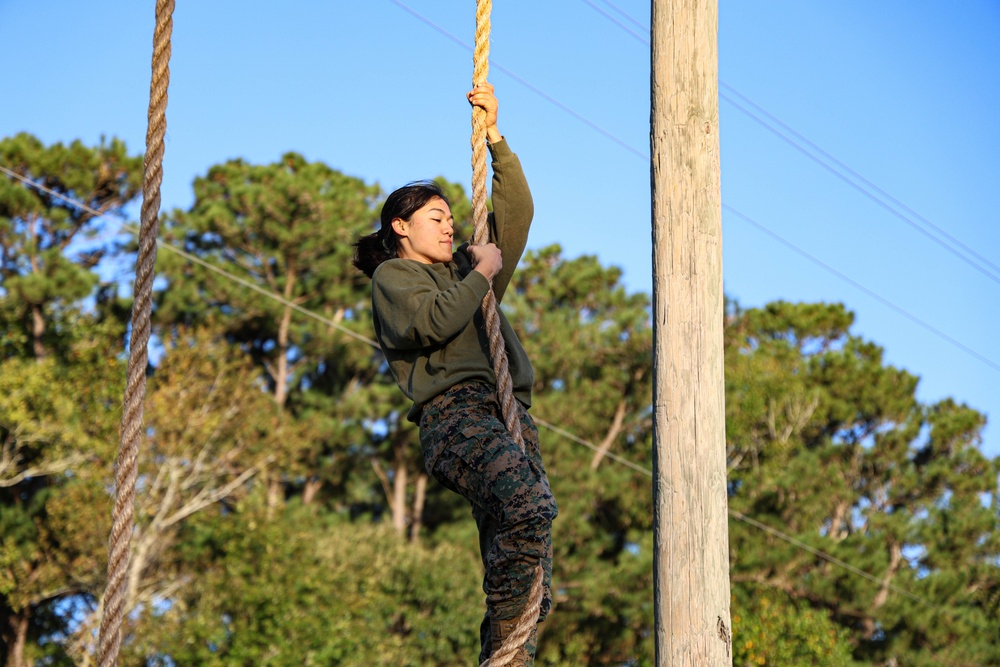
828, 498, 850, 541
302, 477, 323, 505
391, 444, 408, 538
273, 265, 297, 408
590, 399, 628, 469
27, 215, 46, 360
267, 474, 284, 511
31, 303, 45, 359
7, 608, 29, 667
410, 473, 428, 543
863, 541, 904, 638
274, 311, 292, 407
651, 0, 732, 664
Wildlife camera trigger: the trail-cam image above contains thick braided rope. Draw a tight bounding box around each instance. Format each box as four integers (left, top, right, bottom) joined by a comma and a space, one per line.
470, 0, 524, 452
480, 565, 544, 667
97, 1, 173, 664
472, 5, 543, 665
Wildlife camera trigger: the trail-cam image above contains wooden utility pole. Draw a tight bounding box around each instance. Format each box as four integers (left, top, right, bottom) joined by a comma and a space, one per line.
650, 0, 732, 665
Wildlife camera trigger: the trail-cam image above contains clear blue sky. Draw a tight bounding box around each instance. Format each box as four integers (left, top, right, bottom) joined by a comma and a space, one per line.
1, 1, 997, 455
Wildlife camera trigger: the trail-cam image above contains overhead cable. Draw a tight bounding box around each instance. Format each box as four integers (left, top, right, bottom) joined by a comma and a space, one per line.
3, 162, 989, 635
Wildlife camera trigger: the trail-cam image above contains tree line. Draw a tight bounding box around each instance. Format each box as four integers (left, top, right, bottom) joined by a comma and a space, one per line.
1, 132, 997, 666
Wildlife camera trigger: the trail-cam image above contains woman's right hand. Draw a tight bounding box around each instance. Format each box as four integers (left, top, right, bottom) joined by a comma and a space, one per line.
467, 243, 503, 281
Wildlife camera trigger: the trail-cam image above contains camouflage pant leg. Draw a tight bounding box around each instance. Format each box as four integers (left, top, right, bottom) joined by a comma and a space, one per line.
473, 403, 554, 665
420, 383, 557, 661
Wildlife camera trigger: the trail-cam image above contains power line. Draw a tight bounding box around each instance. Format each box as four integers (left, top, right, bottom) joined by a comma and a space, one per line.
0, 164, 379, 349
534, 416, 980, 630
720, 91, 1000, 286
725, 203, 1000, 373
532, 416, 653, 477
2, 164, 990, 636
381, 1, 997, 635
580, 0, 649, 44
387, 0, 1000, 378
389, 0, 647, 161
398, 0, 1000, 295
592, 0, 648, 32
728, 510, 957, 618
718, 83, 1000, 280
578, 0, 1000, 286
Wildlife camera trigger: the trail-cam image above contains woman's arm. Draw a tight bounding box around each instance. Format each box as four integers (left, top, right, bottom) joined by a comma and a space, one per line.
487, 140, 533, 302
372, 260, 491, 350
468, 82, 534, 302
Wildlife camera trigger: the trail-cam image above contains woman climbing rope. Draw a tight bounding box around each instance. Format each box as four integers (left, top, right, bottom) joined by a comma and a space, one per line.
353, 82, 556, 666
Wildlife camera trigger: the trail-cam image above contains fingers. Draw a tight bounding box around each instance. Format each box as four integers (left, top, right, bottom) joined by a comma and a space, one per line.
467, 242, 503, 280
467, 82, 497, 109
468, 83, 500, 140
467, 81, 494, 98
467, 242, 500, 261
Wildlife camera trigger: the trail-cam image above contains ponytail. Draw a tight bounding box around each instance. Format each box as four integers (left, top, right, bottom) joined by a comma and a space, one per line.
352, 227, 398, 279
352, 180, 451, 279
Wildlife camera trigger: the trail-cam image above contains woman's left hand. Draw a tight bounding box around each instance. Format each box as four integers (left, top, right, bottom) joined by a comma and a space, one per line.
468, 82, 501, 143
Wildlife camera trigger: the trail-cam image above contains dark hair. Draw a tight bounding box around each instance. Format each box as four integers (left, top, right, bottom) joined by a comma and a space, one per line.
353, 181, 450, 278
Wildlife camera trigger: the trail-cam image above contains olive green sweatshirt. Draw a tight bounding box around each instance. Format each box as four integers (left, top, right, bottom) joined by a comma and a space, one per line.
371, 138, 534, 422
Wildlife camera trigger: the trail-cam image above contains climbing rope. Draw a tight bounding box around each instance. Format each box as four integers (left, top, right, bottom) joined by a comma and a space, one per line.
469, 0, 525, 453
470, 4, 543, 665
485, 565, 545, 667
96, 1, 173, 664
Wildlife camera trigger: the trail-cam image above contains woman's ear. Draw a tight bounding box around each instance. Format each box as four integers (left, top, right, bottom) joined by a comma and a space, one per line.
390, 218, 408, 238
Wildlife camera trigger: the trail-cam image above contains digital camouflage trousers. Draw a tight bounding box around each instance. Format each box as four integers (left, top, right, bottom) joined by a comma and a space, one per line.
419, 382, 557, 665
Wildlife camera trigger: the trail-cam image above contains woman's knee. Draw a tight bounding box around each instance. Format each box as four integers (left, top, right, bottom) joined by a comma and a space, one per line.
503, 483, 557, 530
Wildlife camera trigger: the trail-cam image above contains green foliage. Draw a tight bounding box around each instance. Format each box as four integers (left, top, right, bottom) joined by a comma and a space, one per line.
133, 499, 483, 666
726, 300, 1000, 666
0, 311, 125, 664
3, 137, 999, 666
732, 585, 858, 666
154, 152, 380, 404
0, 132, 142, 358
151, 154, 412, 516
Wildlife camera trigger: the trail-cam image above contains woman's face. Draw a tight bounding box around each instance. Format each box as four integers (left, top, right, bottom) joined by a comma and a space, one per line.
392, 196, 455, 264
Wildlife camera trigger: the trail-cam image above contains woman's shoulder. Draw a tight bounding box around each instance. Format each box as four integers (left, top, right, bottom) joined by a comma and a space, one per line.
372, 257, 421, 280
373, 258, 455, 285
373, 257, 408, 273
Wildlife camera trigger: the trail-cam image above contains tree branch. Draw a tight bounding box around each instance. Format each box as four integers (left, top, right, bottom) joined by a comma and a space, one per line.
590, 399, 629, 469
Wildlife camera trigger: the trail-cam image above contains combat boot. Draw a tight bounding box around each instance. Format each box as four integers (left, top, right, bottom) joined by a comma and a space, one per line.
488, 617, 536, 667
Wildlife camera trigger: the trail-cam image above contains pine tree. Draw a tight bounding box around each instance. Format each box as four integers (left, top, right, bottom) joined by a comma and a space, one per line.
0, 133, 141, 359
725, 300, 1000, 666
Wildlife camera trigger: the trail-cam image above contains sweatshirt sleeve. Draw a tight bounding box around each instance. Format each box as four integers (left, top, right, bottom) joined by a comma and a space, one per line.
372, 260, 492, 350
485, 138, 533, 303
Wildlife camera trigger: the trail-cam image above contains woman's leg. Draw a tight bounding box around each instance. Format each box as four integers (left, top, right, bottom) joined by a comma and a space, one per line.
420, 383, 557, 664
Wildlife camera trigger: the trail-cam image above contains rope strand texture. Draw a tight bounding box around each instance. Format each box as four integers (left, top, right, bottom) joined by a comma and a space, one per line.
97, 1, 173, 664
480, 565, 544, 667
471, 3, 541, 664
470, 0, 524, 452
